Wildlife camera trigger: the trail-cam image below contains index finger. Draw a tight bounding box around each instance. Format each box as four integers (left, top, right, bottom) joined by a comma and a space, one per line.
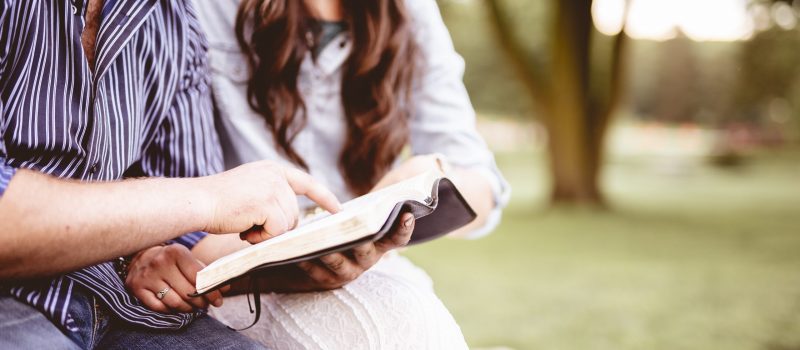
283, 167, 341, 213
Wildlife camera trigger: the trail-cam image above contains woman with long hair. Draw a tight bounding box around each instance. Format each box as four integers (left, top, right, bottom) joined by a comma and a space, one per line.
188, 0, 509, 348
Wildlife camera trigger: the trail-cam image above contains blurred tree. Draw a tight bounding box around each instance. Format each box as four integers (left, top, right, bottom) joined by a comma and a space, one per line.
720, 0, 800, 145
733, 27, 800, 121
436, 0, 539, 119
728, 0, 800, 142
628, 38, 740, 126
484, 0, 629, 205
652, 35, 699, 124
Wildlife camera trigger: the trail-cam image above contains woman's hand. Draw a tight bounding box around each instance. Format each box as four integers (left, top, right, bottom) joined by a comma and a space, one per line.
374, 154, 495, 238
371, 154, 446, 191
236, 213, 415, 293
125, 244, 229, 313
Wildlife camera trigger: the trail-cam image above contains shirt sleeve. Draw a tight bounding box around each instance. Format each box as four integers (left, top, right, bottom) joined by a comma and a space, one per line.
166, 231, 208, 250
405, 0, 511, 239
0, 0, 13, 92
0, 157, 17, 197
0, 0, 17, 196
139, 10, 223, 249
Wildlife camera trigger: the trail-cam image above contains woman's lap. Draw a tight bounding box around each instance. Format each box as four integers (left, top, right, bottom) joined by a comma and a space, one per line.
209, 255, 467, 350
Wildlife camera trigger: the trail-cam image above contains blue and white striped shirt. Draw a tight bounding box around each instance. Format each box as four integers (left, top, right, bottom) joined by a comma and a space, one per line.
0, 0, 222, 332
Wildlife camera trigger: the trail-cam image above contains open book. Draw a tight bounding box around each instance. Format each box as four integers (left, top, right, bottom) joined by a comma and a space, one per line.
194, 171, 477, 295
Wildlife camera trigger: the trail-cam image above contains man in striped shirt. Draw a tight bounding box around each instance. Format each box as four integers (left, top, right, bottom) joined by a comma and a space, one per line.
0, 0, 339, 348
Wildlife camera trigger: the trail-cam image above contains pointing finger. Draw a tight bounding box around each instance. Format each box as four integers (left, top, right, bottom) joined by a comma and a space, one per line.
283, 167, 341, 214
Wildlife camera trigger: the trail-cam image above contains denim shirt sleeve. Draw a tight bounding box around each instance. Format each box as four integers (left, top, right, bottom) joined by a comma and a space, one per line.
406, 0, 511, 239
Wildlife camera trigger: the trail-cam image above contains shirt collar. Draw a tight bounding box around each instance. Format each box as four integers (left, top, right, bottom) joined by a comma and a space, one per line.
314, 32, 352, 76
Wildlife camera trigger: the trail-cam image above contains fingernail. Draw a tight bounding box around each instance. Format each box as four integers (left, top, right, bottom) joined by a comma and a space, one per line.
403, 216, 414, 228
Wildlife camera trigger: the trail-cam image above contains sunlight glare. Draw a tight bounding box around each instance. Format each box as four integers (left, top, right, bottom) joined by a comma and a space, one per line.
592, 0, 627, 35
592, 0, 753, 41
680, 0, 752, 41
750, 4, 773, 31
625, 0, 678, 40
772, 2, 798, 30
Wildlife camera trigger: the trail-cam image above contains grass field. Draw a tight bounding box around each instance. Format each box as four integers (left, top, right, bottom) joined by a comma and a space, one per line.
404, 149, 800, 350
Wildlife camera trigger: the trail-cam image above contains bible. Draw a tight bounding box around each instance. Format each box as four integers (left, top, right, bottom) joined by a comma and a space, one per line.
194, 170, 476, 295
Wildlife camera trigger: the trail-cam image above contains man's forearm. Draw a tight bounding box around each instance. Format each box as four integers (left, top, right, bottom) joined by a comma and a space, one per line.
0, 169, 212, 279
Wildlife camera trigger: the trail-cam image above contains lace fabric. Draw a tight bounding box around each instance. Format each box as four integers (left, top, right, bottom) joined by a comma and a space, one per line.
209, 254, 468, 350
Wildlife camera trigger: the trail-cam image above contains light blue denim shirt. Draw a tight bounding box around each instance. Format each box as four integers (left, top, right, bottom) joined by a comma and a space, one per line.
193, 0, 510, 238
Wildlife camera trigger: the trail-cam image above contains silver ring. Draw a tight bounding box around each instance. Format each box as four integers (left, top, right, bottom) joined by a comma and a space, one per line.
156, 287, 170, 300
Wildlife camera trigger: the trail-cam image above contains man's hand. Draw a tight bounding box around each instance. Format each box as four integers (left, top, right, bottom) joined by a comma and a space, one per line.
126, 244, 228, 313
242, 213, 416, 293
200, 161, 341, 244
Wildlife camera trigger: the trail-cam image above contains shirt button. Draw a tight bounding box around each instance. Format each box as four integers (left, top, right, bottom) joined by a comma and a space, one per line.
89, 162, 100, 174
339, 41, 346, 49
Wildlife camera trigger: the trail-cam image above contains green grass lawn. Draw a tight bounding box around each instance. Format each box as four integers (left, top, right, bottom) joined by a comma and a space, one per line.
403, 149, 800, 350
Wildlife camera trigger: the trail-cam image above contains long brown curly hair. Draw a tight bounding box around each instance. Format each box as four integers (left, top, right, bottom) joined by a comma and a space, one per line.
235, 0, 419, 195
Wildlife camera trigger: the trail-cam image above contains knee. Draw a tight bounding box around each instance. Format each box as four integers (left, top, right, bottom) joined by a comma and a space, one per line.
0, 297, 80, 349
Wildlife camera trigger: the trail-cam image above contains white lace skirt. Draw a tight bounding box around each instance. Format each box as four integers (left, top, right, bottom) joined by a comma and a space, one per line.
208, 254, 468, 350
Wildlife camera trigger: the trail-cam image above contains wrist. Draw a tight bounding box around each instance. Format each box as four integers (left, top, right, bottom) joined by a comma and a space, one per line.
178, 176, 217, 233
116, 244, 158, 281
137, 176, 216, 234
114, 255, 134, 281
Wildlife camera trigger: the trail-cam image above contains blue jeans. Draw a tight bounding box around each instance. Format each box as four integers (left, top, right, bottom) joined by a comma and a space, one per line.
0, 295, 81, 349
0, 287, 266, 350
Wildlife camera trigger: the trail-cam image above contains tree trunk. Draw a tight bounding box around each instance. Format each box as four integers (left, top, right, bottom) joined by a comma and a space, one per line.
545, 0, 604, 204
483, 0, 628, 206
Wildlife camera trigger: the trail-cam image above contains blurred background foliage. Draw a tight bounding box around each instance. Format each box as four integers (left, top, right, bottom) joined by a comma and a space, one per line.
403, 0, 800, 349
441, 0, 800, 134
